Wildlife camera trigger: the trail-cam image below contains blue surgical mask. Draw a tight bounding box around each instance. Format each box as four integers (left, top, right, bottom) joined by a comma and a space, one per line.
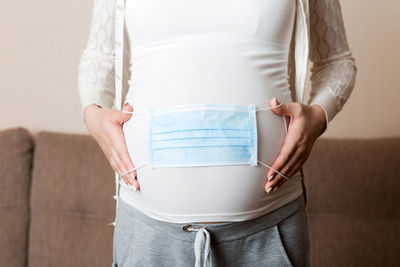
149, 103, 257, 168
121, 102, 295, 182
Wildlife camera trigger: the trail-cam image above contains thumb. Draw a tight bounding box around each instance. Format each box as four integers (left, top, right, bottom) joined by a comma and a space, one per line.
269, 97, 295, 116
118, 102, 133, 123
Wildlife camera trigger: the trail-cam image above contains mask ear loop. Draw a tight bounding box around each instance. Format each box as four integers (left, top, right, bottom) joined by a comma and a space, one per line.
255, 103, 294, 181
119, 162, 149, 179
122, 110, 148, 115
122, 102, 149, 115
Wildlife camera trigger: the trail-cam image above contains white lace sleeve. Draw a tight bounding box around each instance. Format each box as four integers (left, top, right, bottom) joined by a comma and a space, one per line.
78, 0, 116, 115
307, 0, 358, 133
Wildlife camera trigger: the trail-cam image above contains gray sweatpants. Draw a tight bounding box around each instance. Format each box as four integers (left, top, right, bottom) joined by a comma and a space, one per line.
112, 194, 309, 267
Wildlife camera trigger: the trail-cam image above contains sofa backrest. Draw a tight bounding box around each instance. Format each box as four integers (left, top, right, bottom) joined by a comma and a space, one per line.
303, 137, 400, 266
27, 131, 116, 267
0, 128, 33, 267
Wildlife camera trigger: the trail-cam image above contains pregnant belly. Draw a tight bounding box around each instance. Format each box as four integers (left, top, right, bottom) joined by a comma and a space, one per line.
119, 38, 303, 222
120, 97, 303, 223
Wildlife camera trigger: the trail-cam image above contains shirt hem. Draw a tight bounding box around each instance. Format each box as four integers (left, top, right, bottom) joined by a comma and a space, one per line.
118, 178, 304, 223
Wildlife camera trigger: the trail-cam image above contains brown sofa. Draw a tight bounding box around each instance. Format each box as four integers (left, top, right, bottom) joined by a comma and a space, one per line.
1, 127, 399, 267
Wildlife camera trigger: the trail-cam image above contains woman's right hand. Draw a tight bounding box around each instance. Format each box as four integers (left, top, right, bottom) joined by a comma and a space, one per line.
83, 102, 140, 191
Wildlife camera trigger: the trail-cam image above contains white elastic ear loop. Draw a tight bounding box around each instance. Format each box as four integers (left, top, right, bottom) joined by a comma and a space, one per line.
119, 162, 149, 178
257, 160, 290, 180
122, 109, 148, 115
255, 102, 283, 111
122, 103, 148, 115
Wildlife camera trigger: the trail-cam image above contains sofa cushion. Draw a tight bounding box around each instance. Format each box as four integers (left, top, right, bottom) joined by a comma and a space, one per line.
0, 127, 34, 267
303, 137, 400, 266
28, 131, 116, 267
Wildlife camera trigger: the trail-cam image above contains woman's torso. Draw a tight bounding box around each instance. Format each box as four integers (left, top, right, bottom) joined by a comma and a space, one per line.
120, 0, 304, 223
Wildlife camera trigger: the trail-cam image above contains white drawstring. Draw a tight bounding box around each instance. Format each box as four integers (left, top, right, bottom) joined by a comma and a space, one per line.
185, 226, 212, 267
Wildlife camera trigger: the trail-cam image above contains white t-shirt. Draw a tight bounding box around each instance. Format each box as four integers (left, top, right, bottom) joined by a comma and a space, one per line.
120, 0, 304, 223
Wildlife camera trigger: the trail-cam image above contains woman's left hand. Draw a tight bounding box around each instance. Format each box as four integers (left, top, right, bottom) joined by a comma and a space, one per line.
264, 96, 327, 193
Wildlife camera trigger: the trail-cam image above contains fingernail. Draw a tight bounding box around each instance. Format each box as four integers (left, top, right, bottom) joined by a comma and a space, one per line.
266, 187, 273, 194
129, 173, 138, 191
267, 175, 274, 181
272, 186, 279, 193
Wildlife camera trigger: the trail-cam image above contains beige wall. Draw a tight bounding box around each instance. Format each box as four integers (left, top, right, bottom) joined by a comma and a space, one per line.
0, 1, 399, 138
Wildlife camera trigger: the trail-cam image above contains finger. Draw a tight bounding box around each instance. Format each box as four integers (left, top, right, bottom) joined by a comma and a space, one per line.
269, 97, 292, 135
110, 132, 137, 179
271, 175, 286, 193
265, 171, 287, 193
121, 173, 139, 192
267, 145, 302, 188
264, 134, 302, 193
108, 121, 141, 190
106, 113, 140, 191
285, 160, 303, 180
115, 139, 141, 191
276, 127, 311, 180
108, 155, 131, 187
108, 155, 120, 173
266, 145, 308, 194
107, 149, 125, 180
122, 102, 134, 114
264, 157, 292, 193
269, 160, 300, 193
284, 146, 308, 178
109, 147, 137, 191
95, 138, 130, 187
270, 97, 299, 118
113, 102, 133, 125
110, 103, 133, 126
273, 159, 303, 192
265, 129, 298, 180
